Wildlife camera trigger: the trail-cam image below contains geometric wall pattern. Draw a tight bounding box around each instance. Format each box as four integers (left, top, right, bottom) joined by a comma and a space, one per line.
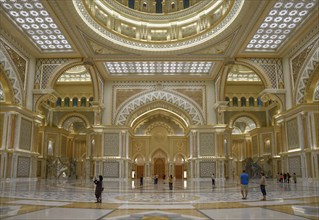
115, 90, 204, 126
287, 118, 299, 150
104, 133, 120, 156
295, 41, 319, 104
19, 118, 32, 151
249, 58, 283, 89
35, 59, 69, 89
0, 42, 23, 105
199, 161, 216, 178
17, 156, 30, 177
2, 41, 27, 89
314, 82, 319, 101
199, 133, 214, 156
103, 161, 119, 178
288, 156, 301, 176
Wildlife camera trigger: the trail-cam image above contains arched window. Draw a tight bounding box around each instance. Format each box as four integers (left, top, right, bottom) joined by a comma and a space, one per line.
225, 97, 230, 106
171, 2, 175, 9
249, 97, 255, 107
232, 97, 238, 107
72, 97, 78, 107
89, 97, 94, 107
81, 97, 86, 107
56, 97, 62, 107
64, 97, 70, 107
156, 0, 162, 13
257, 97, 263, 107
128, 0, 134, 9
183, 0, 189, 8
241, 97, 246, 107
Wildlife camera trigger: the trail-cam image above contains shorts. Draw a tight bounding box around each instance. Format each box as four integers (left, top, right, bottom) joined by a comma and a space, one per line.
241, 184, 248, 191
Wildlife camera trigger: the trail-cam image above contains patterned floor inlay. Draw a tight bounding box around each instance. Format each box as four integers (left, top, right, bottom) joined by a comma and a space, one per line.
118, 204, 194, 209
7, 199, 71, 206
0, 179, 318, 219
103, 209, 208, 220
3, 207, 113, 220
200, 207, 309, 220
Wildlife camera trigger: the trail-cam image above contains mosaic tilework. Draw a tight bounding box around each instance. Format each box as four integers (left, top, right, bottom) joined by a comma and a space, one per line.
295, 41, 319, 104
17, 156, 30, 177
287, 118, 299, 150
288, 156, 301, 176
199, 161, 216, 178
103, 161, 119, 178
104, 133, 120, 156
19, 118, 32, 151
0, 41, 23, 105
114, 90, 204, 126
35, 59, 69, 89
291, 39, 318, 85
314, 82, 319, 100
248, 58, 283, 89
2, 41, 27, 89
199, 133, 214, 156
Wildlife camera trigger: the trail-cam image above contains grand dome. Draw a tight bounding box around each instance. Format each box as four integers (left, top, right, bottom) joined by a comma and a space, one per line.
74, 0, 242, 52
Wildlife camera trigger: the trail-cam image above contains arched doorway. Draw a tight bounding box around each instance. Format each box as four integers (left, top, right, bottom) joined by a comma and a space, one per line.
174, 154, 185, 179
154, 158, 165, 180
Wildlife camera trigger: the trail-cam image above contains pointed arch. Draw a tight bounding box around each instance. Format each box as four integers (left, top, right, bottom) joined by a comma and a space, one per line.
132, 153, 146, 165
173, 152, 187, 163
150, 148, 168, 162
114, 90, 205, 126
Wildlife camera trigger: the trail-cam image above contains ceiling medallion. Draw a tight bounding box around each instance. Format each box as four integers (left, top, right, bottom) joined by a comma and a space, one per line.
74, 0, 244, 52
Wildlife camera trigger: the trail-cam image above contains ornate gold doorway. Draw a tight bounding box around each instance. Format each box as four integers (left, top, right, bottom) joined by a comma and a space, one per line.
136, 165, 144, 179
154, 158, 165, 179
175, 165, 183, 179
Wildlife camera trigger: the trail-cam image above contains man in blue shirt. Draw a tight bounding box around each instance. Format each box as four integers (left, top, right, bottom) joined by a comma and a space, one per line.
240, 170, 249, 199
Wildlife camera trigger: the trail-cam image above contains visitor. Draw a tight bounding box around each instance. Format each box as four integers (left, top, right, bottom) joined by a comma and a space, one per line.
260, 172, 266, 201
211, 173, 215, 186
293, 173, 297, 184
277, 172, 280, 182
169, 174, 173, 190
240, 170, 249, 199
287, 172, 291, 183
93, 175, 104, 203
283, 173, 287, 183
140, 175, 143, 186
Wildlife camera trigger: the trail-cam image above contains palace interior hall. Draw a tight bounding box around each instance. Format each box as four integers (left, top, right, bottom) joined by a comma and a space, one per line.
0, 0, 319, 219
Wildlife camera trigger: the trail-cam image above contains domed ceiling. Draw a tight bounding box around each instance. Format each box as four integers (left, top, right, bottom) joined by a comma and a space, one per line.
75, 0, 240, 52
0, 0, 317, 78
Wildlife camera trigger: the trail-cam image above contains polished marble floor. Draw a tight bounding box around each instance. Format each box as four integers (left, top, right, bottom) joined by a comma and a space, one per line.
0, 178, 318, 219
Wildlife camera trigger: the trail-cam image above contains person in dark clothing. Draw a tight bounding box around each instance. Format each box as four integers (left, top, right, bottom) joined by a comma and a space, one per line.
140, 175, 143, 186
94, 175, 104, 203
287, 172, 291, 183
